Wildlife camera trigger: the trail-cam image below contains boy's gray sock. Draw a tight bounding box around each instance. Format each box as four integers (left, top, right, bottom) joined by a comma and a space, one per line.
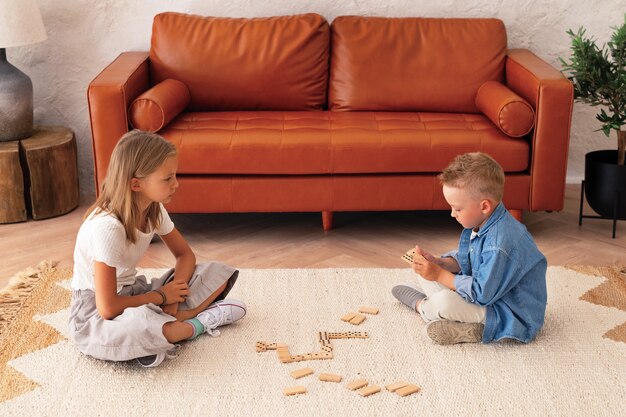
392, 284, 426, 311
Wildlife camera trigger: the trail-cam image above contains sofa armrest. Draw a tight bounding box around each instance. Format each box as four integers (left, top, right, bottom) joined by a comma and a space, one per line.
87, 52, 150, 193
505, 49, 573, 211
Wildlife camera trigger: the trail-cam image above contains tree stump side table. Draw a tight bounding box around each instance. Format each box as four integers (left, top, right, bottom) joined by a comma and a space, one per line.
0, 141, 27, 222
0, 126, 79, 223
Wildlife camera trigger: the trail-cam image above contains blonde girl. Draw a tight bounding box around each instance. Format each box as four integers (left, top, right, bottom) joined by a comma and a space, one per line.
69, 130, 246, 367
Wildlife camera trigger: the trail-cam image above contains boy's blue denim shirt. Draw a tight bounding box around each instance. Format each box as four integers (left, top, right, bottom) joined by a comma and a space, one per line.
444, 202, 547, 343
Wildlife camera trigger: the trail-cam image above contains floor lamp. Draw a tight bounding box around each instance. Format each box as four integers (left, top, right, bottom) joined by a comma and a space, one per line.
0, 0, 47, 142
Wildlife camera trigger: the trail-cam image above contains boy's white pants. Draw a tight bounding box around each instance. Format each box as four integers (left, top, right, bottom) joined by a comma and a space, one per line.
414, 275, 487, 324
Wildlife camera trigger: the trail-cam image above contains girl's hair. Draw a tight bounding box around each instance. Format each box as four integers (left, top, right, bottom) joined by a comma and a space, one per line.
438, 152, 505, 201
86, 130, 177, 243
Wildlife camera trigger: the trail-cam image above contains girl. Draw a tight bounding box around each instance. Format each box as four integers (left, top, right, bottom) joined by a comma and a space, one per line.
69, 130, 246, 367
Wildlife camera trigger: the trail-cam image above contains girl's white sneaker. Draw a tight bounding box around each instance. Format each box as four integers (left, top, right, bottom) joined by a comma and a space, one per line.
136, 344, 180, 367
197, 299, 247, 336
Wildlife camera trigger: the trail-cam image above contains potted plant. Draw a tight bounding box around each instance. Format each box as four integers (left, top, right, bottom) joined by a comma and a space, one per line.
560, 17, 626, 222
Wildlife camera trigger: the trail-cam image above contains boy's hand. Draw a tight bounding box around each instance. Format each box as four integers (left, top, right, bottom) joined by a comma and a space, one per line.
415, 245, 438, 264
412, 253, 443, 281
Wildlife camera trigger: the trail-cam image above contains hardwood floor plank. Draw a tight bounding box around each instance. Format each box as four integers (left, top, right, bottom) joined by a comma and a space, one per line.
1, 184, 624, 289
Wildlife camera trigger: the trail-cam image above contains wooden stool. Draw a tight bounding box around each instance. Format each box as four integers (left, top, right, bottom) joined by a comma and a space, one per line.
0, 126, 79, 223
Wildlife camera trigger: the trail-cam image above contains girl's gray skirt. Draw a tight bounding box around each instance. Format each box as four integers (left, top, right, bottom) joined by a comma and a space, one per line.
68, 262, 238, 362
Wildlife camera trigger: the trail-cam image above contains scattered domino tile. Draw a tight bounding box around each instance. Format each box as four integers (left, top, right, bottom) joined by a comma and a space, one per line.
357, 384, 381, 397
349, 314, 366, 325
396, 384, 421, 397
290, 367, 314, 379
319, 373, 342, 383
385, 381, 410, 392
346, 378, 368, 391
289, 350, 334, 362
256, 341, 287, 352
258, 331, 367, 364
326, 331, 368, 339
358, 306, 379, 315
341, 312, 358, 322
283, 386, 306, 396
277, 346, 294, 363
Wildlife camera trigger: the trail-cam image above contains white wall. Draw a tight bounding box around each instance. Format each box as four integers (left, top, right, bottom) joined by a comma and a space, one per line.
8, 0, 625, 195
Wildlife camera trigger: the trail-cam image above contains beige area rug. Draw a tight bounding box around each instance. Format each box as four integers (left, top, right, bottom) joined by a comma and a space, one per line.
0, 265, 625, 417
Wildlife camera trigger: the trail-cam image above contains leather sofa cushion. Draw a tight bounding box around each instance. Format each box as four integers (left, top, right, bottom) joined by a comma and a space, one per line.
150, 12, 329, 111
128, 79, 190, 132
158, 111, 529, 175
475, 81, 535, 137
329, 17, 507, 113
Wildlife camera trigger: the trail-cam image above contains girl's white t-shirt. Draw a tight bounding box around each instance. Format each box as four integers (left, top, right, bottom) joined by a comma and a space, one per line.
71, 203, 175, 293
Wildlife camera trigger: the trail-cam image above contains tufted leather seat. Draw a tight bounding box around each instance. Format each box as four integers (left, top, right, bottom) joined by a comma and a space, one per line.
163, 111, 529, 175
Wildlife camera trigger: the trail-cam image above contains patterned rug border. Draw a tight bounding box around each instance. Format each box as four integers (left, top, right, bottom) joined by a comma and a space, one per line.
0, 262, 71, 403
0, 261, 57, 336
0, 263, 624, 404
564, 264, 626, 343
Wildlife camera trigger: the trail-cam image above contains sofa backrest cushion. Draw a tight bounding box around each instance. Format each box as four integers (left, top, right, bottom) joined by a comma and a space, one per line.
150, 12, 330, 111
329, 17, 507, 113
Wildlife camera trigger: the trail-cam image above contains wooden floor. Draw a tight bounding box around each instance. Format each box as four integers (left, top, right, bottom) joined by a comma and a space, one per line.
1, 184, 624, 289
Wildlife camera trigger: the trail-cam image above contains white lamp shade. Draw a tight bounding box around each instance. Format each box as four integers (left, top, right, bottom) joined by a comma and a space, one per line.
0, 0, 47, 48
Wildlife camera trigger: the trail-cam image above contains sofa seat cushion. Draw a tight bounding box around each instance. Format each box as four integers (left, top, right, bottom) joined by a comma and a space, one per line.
160, 111, 529, 175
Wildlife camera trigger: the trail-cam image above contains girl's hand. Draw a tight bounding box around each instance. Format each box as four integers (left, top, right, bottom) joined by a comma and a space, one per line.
160, 281, 189, 304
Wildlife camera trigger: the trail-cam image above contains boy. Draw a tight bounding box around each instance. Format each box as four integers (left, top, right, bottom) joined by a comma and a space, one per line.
392, 152, 547, 345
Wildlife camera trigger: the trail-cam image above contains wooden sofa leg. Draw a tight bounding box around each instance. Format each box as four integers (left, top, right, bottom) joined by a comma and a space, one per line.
509, 209, 522, 222
322, 211, 333, 231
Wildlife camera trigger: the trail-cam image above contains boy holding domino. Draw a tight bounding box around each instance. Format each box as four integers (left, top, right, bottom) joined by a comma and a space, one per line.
393, 152, 547, 345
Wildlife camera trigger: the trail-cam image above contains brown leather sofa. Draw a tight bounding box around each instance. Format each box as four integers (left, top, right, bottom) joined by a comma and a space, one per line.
88, 13, 573, 230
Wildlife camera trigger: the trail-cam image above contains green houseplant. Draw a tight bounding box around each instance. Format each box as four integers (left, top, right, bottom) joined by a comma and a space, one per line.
561, 17, 626, 225
560, 18, 626, 165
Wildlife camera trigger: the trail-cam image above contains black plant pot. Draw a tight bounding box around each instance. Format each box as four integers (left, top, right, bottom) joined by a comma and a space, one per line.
584, 150, 626, 220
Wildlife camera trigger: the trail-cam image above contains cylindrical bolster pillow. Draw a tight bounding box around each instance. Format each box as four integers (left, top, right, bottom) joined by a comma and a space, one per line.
128, 79, 190, 132
475, 81, 535, 137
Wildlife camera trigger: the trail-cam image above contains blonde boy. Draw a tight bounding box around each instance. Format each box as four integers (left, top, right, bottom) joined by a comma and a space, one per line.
392, 152, 547, 344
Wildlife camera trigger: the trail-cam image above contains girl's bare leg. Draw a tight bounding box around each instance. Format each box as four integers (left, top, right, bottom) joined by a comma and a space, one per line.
162, 321, 194, 343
